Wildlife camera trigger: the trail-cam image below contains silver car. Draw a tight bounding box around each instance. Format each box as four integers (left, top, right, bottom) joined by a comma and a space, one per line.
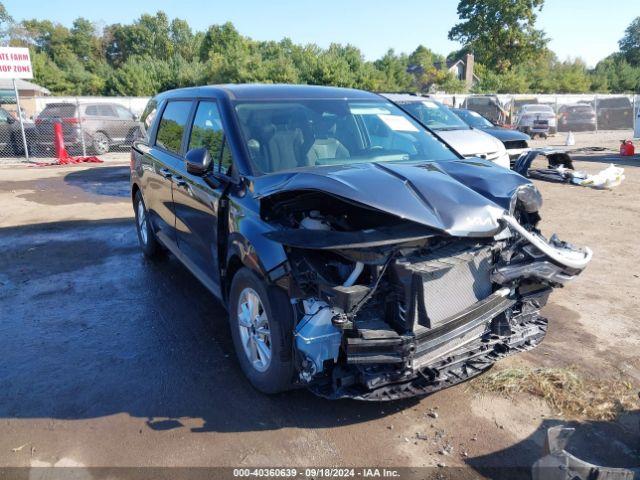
382, 94, 511, 168
515, 104, 558, 135
35, 102, 141, 154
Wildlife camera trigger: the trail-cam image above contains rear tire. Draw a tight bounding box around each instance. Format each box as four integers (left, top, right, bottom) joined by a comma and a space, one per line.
229, 268, 295, 394
92, 132, 110, 155
134, 191, 161, 259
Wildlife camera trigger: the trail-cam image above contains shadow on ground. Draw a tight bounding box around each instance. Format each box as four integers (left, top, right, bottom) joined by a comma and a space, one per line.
466, 411, 640, 479
64, 166, 130, 198
0, 218, 417, 436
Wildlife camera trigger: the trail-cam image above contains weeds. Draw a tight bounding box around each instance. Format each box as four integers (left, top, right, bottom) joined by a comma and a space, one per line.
472, 366, 639, 421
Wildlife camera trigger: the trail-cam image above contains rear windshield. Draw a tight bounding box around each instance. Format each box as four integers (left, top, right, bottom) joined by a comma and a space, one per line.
39, 104, 76, 118
523, 105, 553, 113
233, 99, 457, 175
566, 106, 594, 113
599, 98, 631, 108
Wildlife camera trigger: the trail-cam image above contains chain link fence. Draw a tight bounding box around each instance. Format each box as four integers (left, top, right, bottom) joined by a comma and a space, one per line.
0, 93, 638, 165
0, 96, 149, 165
433, 93, 639, 136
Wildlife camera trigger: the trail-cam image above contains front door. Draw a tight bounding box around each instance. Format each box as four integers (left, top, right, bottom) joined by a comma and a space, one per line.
172, 100, 231, 291
144, 99, 193, 246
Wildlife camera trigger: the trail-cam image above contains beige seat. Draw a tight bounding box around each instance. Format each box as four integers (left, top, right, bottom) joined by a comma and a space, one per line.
266, 126, 306, 171
306, 117, 350, 164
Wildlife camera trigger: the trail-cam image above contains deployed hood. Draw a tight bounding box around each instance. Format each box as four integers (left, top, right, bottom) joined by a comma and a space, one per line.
436, 128, 505, 156
254, 159, 530, 237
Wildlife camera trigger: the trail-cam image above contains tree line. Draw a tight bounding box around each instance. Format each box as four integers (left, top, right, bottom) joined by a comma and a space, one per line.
1, 1, 639, 97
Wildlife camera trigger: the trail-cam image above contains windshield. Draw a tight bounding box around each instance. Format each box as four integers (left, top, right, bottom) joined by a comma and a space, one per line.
233, 100, 457, 175
398, 100, 469, 131
453, 109, 493, 128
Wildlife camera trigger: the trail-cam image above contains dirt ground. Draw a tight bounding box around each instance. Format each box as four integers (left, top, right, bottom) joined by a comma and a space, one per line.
0, 131, 638, 478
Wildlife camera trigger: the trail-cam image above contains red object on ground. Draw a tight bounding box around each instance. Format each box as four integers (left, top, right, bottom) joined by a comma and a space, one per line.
619, 140, 635, 156
33, 122, 103, 166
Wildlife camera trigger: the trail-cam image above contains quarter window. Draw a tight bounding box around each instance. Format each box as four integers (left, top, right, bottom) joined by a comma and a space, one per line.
115, 105, 134, 120
156, 101, 192, 154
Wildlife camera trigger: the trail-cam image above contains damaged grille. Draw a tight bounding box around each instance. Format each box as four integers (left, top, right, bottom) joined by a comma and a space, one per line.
391, 244, 494, 333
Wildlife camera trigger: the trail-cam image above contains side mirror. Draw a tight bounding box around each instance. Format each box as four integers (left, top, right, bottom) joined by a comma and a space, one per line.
185, 147, 211, 176
6, 115, 15, 124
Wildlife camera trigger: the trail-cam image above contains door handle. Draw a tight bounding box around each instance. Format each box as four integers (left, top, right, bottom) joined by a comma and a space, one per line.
173, 175, 187, 187
159, 168, 172, 179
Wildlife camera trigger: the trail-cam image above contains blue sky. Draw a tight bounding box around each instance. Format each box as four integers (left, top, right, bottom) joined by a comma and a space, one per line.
5, 0, 638, 66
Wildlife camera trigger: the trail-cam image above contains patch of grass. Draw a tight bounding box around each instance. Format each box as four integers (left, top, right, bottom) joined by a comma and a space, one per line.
472, 366, 639, 421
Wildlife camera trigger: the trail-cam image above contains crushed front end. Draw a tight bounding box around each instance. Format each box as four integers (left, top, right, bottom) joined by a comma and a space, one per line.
261, 185, 592, 401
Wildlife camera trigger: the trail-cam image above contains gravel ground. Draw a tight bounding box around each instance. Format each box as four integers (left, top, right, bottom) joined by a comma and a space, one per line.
0, 131, 638, 478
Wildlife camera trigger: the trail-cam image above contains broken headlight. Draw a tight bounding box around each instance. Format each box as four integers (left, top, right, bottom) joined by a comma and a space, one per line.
511, 184, 543, 214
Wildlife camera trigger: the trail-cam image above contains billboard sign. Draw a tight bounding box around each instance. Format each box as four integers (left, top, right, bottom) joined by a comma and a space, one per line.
0, 47, 33, 79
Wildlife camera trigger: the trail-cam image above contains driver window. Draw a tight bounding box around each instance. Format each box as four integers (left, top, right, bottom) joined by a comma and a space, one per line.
188, 101, 225, 172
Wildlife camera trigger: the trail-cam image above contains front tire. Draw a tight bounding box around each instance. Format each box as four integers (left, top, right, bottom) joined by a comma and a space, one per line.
229, 268, 295, 394
134, 191, 161, 258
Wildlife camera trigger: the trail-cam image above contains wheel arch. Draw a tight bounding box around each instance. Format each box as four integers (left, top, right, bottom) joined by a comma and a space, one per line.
222, 226, 289, 305
94, 129, 111, 141
131, 181, 141, 205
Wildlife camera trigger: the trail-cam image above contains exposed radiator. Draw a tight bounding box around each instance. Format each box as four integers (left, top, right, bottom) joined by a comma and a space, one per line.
391, 244, 494, 332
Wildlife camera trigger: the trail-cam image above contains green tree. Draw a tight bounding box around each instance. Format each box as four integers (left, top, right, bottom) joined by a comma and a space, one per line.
0, 1, 13, 45
591, 54, 640, 93
619, 17, 640, 66
552, 59, 591, 93
70, 18, 101, 65
373, 49, 414, 92
448, 0, 548, 72
106, 11, 173, 66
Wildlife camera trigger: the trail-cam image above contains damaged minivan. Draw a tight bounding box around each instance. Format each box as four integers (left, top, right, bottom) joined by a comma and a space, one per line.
131, 85, 591, 400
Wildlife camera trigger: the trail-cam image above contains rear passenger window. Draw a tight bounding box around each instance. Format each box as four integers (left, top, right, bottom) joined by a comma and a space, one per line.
85, 105, 98, 116
188, 101, 226, 171
156, 101, 192, 154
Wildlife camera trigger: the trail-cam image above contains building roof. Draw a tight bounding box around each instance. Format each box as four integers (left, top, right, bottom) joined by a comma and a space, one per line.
0, 78, 51, 95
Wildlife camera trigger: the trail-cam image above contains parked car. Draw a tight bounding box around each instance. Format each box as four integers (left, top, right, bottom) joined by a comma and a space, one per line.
557, 104, 596, 132
382, 94, 510, 168
515, 104, 557, 135
35, 102, 141, 154
0, 106, 37, 155
595, 97, 633, 130
506, 97, 538, 121
452, 108, 530, 161
131, 84, 591, 400
463, 95, 510, 125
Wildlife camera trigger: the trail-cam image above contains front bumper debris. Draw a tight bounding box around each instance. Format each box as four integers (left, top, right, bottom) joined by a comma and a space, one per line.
502, 214, 592, 271
310, 289, 549, 401
532, 426, 640, 480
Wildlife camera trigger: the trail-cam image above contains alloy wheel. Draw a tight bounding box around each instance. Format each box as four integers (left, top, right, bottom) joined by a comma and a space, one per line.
237, 287, 272, 373
137, 200, 148, 245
